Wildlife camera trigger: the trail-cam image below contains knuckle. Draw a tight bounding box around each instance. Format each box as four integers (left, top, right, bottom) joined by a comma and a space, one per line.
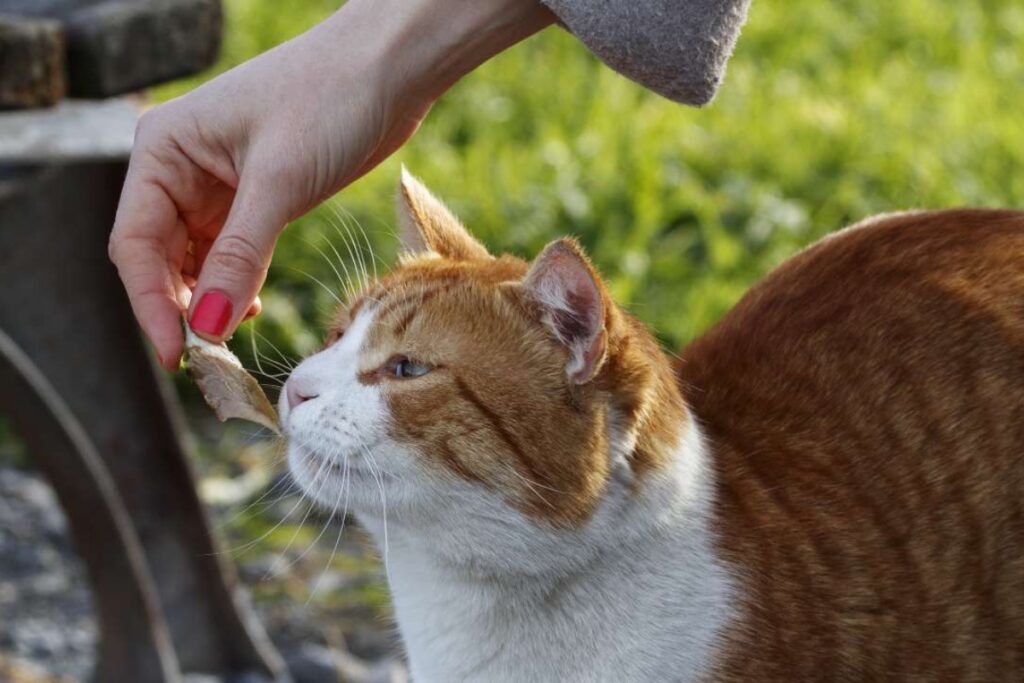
208, 234, 267, 276
134, 107, 165, 140
107, 234, 124, 266
135, 104, 184, 147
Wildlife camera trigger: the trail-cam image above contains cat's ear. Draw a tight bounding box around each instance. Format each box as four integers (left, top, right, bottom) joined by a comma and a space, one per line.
524, 239, 609, 384
397, 167, 491, 260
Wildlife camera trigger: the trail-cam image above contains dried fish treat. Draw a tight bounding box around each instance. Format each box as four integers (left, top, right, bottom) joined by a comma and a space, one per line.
185, 328, 280, 434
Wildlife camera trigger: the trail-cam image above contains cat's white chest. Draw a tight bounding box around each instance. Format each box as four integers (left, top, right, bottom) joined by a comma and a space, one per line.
376, 525, 733, 683
360, 420, 736, 683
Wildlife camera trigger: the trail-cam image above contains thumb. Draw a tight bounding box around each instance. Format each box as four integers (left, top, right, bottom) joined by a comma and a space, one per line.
188, 175, 287, 342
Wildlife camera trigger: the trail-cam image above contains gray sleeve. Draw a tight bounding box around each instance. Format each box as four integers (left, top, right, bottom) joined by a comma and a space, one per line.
539, 0, 751, 106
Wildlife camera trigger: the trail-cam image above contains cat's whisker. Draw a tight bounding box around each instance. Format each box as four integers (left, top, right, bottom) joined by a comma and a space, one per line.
275, 451, 349, 576
325, 203, 370, 290
254, 378, 287, 390
336, 203, 380, 281
336, 209, 372, 288
253, 331, 299, 371
247, 366, 291, 381
215, 469, 292, 529
212, 457, 294, 533
246, 366, 291, 390
306, 455, 353, 606
345, 226, 371, 292
320, 228, 361, 301
359, 210, 403, 261
259, 444, 338, 580
207, 446, 319, 558
250, 368, 285, 387
330, 218, 364, 291
246, 340, 289, 391
249, 355, 294, 377
501, 463, 561, 509
304, 237, 355, 302
503, 464, 566, 494
361, 445, 391, 582
350, 219, 374, 288
247, 322, 267, 377
285, 265, 345, 307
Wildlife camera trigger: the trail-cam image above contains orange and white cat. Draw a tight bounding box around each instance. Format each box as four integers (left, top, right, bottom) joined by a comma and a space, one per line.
280, 171, 1024, 682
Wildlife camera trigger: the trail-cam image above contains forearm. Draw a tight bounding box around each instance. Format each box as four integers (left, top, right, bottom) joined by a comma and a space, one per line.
317, 0, 556, 108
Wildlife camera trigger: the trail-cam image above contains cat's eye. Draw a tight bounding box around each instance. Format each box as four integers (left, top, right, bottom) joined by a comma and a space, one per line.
392, 357, 431, 379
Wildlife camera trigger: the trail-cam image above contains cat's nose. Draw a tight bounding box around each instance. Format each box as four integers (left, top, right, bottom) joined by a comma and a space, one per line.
285, 379, 319, 411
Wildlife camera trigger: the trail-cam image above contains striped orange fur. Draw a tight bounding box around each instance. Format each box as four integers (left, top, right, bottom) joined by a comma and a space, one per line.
326, 173, 687, 526
684, 209, 1024, 680
289, 174, 1024, 680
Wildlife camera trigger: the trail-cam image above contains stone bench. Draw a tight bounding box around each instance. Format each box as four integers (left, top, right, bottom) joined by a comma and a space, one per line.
0, 2, 291, 681
0, 0, 221, 107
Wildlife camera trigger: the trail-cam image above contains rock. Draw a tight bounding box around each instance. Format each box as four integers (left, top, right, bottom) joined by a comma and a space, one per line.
0, 16, 66, 108
285, 644, 342, 683
181, 673, 277, 683
182, 675, 223, 683
284, 644, 408, 683
64, 0, 223, 98
0, 466, 402, 681
0, 652, 72, 683
0, 468, 96, 681
343, 628, 400, 663
226, 672, 280, 683
0, 1, 108, 19
0, 98, 138, 163
239, 553, 291, 582
0, 0, 222, 104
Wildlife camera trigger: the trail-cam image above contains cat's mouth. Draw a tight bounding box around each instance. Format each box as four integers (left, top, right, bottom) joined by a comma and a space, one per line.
289, 439, 391, 486
321, 457, 390, 482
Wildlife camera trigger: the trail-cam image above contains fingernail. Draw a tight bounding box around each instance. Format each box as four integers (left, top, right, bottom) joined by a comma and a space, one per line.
190, 290, 233, 337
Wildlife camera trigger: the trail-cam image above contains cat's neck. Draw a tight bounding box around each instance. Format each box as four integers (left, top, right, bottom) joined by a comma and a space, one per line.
598, 310, 693, 481
366, 414, 736, 683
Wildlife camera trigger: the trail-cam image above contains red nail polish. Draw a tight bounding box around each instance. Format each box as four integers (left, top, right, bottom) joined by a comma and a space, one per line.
190, 290, 233, 337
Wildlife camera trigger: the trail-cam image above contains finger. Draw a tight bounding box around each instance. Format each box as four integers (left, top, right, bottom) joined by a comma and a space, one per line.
192, 237, 214, 273
244, 296, 262, 320
109, 165, 187, 370
188, 174, 286, 342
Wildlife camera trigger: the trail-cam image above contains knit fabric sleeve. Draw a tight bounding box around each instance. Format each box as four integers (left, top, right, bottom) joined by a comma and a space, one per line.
539, 0, 752, 106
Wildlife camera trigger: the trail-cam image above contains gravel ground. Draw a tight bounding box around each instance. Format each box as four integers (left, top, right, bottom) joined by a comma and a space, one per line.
0, 468, 94, 682
0, 465, 406, 682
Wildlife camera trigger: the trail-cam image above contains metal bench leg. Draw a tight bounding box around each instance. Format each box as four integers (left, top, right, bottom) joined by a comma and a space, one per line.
0, 163, 287, 681
0, 330, 181, 683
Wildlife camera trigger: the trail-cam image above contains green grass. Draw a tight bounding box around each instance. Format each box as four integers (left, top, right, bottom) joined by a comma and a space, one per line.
0, 0, 1014, 633
156, 0, 1024, 364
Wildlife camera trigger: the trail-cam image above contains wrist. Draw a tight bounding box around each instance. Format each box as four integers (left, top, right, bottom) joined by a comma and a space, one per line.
323, 0, 555, 106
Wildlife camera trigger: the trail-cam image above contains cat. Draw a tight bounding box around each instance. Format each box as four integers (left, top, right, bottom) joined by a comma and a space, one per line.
280, 170, 1024, 682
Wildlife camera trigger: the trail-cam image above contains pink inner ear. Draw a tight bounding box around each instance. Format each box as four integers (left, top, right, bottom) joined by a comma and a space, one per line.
525, 240, 608, 382
550, 283, 601, 346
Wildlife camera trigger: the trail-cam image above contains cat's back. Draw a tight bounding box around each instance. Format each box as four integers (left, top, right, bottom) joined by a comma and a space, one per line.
679, 209, 1024, 681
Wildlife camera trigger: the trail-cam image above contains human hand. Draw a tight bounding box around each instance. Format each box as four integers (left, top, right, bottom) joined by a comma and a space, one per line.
109, 0, 553, 370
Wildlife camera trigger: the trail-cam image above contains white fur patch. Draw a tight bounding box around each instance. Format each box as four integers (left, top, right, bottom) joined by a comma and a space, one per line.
378, 414, 735, 682
284, 310, 736, 682
281, 307, 399, 513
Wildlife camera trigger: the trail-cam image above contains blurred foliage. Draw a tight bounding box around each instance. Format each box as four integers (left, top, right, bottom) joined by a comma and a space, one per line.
0, 1, 1019, 467
1, 0, 1020, 651
158, 0, 1024, 369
